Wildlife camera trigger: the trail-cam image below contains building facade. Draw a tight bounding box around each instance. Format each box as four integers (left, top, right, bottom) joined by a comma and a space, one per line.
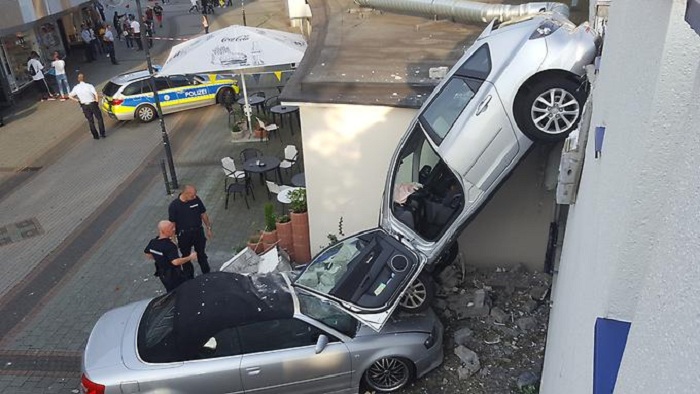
541, 0, 700, 392
0, 0, 100, 106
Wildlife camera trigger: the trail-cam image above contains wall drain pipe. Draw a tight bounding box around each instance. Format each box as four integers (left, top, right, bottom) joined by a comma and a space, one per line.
354, 0, 570, 23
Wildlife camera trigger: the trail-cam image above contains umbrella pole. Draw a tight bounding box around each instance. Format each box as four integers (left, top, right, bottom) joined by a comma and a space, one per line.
241, 73, 252, 135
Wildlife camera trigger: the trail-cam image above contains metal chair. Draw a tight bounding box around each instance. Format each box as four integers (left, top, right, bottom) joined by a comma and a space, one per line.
240, 148, 262, 164
279, 145, 299, 174
221, 157, 247, 192
225, 179, 255, 209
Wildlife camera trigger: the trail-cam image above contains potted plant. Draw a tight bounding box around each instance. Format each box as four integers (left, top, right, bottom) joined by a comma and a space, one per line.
253, 126, 268, 140
230, 106, 246, 140
247, 232, 264, 254
289, 188, 311, 263
261, 203, 278, 250
276, 214, 294, 260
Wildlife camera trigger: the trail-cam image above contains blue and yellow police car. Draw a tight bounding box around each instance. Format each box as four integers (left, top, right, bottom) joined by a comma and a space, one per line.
101, 70, 239, 122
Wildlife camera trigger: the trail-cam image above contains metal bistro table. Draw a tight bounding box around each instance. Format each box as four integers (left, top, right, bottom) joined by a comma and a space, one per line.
269, 105, 300, 134
237, 95, 266, 113
244, 156, 283, 185
291, 172, 306, 187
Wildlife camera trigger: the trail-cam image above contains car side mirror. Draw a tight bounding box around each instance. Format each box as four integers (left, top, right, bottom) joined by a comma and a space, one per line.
315, 334, 329, 354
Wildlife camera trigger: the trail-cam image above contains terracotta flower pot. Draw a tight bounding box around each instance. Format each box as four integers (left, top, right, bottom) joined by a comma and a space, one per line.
262, 230, 278, 251
254, 128, 268, 140
276, 221, 294, 260
291, 211, 311, 264
247, 236, 264, 254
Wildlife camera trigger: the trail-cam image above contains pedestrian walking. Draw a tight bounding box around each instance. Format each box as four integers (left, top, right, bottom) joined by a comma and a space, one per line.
168, 185, 213, 279
144, 221, 196, 293
188, 0, 199, 13
96, 1, 106, 21
154, 3, 164, 28
26, 52, 53, 101
103, 24, 119, 65
123, 19, 133, 48
130, 16, 143, 51
51, 53, 70, 100
68, 73, 106, 140
202, 14, 209, 34
143, 16, 155, 49
113, 11, 125, 40
80, 25, 96, 61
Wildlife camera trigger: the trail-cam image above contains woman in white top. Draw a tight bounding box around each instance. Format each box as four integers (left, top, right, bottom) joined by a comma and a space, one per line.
51, 53, 70, 100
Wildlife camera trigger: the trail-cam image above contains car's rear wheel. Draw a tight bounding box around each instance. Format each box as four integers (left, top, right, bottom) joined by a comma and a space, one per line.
399, 272, 434, 312
516, 78, 587, 142
136, 104, 156, 123
363, 357, 413, 392
217, 87, 236, 105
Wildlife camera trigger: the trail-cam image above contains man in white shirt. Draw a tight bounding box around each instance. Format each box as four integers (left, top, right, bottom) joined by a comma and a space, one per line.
51, 52, 70, 100
68, 73, 106, 140
130, 16, 143, 51
103, 24, 118, 65
26, 51, 52, 102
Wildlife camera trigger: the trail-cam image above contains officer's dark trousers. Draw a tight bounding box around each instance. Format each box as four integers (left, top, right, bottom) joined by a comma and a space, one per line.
177, 228, 210, 278
80, 102, 106, 138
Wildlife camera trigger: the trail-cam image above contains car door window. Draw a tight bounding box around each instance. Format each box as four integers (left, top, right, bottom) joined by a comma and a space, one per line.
455, 44, 492, 80
391, 125, 464, 241
420, 77, 479, 143
122, 81, 143, 96
297, 291, 358, 337
168, 75, 191, 88
238, 318, 332, 354
155, 77, 171, 91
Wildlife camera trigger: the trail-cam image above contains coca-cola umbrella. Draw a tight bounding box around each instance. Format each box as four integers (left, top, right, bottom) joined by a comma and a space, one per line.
159, 25, 307, 132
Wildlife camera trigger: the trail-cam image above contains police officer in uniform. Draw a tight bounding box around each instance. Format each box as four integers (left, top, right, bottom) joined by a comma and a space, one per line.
168, 185, 213, 279
144, 220, 197, 293
68, 73, 106, 139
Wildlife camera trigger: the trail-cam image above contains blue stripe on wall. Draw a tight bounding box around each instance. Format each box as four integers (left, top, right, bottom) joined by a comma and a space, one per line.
594, 318, 631, 394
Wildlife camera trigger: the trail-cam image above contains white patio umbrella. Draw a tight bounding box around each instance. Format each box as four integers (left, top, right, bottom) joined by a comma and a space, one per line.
159, 25, 307, 132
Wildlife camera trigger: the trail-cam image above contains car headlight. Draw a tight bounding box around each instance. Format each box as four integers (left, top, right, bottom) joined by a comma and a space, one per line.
529, 20, 562, 39
423, 324, 439, 349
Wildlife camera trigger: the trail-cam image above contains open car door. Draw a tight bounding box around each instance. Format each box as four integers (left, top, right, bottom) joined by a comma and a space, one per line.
292, 228, 426, 331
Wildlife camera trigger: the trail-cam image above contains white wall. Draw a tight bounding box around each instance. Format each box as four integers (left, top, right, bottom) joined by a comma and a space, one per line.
541, 0, 700, 392
298, 104, 416, 251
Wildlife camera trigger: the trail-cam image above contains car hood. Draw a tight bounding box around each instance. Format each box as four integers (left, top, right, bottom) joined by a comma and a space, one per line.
356, 308, 438, 337
83, 300, 148, 373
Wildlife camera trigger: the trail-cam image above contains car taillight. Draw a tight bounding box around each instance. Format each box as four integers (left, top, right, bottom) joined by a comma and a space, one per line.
111, 99, 124, 106
81, 374, 105, 394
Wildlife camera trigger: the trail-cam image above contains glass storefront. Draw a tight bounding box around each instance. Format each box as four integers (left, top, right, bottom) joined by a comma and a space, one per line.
37, 22, 64, 58
0, 30, 40, 92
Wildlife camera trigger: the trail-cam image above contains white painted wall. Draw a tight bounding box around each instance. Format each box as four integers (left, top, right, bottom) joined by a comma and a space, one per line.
297, 104, 416, 251
541, 0, 700, 392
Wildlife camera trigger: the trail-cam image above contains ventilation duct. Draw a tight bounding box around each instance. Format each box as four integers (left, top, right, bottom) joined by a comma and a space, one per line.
354, 0, 570, 23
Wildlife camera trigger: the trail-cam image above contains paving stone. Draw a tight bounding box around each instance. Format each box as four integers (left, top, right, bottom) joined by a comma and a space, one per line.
453, 326, 473, 346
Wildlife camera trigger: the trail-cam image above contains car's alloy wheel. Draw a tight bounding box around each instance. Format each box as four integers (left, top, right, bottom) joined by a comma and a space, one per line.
218, 87, 235, 105
399, 272, 434, 312
516, 77, 587, 142
364, 357, 412, 392
136, 105, 156, 122
530, 87, 580, 135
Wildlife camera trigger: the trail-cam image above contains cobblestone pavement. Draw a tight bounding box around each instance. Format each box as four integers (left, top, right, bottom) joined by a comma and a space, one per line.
0, 0, 299, 392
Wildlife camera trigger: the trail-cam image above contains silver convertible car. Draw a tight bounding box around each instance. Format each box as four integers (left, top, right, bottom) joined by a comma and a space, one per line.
294, 12, 599, 331
81, 273, 443, 394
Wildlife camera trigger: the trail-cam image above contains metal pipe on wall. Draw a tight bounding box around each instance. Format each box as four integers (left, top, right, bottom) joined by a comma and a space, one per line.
353, 0, 570, 23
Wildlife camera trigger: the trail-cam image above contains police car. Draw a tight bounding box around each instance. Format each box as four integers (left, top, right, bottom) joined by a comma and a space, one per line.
101, 69, 239, 122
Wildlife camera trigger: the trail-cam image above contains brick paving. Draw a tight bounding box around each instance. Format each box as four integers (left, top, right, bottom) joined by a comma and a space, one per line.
0, 0, 300, 392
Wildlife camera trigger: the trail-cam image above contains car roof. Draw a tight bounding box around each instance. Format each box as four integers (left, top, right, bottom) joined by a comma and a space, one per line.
109, 65, 163, 85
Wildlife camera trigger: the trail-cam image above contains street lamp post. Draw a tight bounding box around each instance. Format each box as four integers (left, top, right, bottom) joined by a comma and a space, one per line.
241, 0, 247, 26
135, 0, 179, 191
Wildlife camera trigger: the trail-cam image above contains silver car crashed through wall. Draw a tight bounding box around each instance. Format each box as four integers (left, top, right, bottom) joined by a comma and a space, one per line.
81, 272, 443, 393
294, 12, 599, 331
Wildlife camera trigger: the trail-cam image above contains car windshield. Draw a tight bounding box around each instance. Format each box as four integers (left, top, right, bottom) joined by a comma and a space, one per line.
297, 291, 358, 337
295, 238, 367, 294
390, 124, 464, 241
102, 81, 122, 97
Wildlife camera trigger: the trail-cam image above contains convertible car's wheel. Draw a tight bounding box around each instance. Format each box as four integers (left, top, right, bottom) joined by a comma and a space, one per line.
399, 272, 434, 312
363, 357, 413, 392
217, 87, 235, 105
136, 104, 156, 123
516, 78, 587, 142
